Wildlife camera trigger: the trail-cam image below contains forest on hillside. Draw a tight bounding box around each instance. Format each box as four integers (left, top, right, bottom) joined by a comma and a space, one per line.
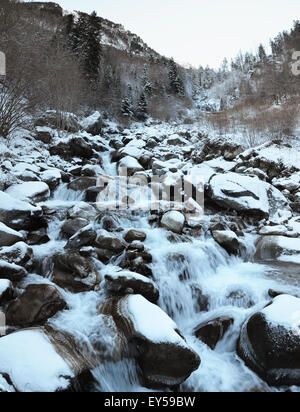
0, 0, 299, 142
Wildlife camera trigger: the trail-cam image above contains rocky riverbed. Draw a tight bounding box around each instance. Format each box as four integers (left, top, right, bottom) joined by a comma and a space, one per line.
0, 111, 300, 392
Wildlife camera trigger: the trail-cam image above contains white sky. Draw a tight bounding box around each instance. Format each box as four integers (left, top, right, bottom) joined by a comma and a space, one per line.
34, 0, 300, 68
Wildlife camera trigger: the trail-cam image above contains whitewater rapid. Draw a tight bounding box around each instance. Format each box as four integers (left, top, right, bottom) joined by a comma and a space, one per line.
26, 156, 300, 393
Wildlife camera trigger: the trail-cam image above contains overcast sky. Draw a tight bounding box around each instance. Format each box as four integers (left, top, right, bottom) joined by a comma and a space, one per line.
39, 0, 300, 68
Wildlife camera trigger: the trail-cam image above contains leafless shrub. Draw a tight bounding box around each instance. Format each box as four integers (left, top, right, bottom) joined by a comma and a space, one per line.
0, 79, 32, 138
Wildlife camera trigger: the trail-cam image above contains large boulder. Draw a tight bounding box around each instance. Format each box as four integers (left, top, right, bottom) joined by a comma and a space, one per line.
50, 136, 107, 160
103, 270, 159, 303
0, 326, 96, 392
6, 182, 50, 203
0, 222, 23, 247
0, 191, 45, 231
6, 284, 66, 327
81, 112, 103, 136
238, 295, 300, 386
100, 294, 200, 389
161, 211, 185, 234
118, 156, 144, 176
208, 172, 288, 219
124, 230, 147, 243
51, 253, 100, 293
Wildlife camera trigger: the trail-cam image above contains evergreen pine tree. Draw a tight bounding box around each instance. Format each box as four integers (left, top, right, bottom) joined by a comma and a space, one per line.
136, 92, 148, 121
168, 58, 185, 96
121, 84, 134, 117
258, 44, 267, 62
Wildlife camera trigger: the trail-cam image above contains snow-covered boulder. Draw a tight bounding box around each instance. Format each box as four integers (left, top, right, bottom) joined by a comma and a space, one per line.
40, 169, 61, 190
100, 294, 200, 388
0, 261, 27, 282
0, 242, 33, 267
104, 270, 159, 303
238, 295, 300, 386
212, 230, 245, 256
5, 182, 50, 203
35, 126, 53, 144
255, 236, 300, 261
6, 284, 66, 327
208, 172, 288, 219
166, 134, 189, 146
80, 111, 103, 136
118, 156, 144, 176
0, 327, 95, 392
0, 191, 44, 231
161, 211, 185, 234
0, 222, 23, 247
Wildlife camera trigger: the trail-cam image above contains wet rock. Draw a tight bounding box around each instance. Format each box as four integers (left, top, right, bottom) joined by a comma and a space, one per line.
238, 295, 300, 386
27, 228, 50, 246
84, 186, 103, 203
161, 211, 185, 234
104, 270, 159, 303
212, 230, 246, 256
61, 218, 90, 238
194, 317, 234, 349
191, 285, 209, 312
0, 191, 45, 231
52, 253, 100, 293
124, 230, 147, 243
0, 222, 24, 247
68, 177, 97, 192
65, 225, 97, 249
95, 230, 127, 253
100, 294, 200, 389
6, 284, 66, 327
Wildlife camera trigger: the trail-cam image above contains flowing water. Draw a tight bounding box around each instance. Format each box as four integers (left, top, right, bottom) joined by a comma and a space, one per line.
26, 156, 300, 393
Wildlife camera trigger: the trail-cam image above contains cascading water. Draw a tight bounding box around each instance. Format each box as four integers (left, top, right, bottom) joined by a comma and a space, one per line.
25, 153, 300, 393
